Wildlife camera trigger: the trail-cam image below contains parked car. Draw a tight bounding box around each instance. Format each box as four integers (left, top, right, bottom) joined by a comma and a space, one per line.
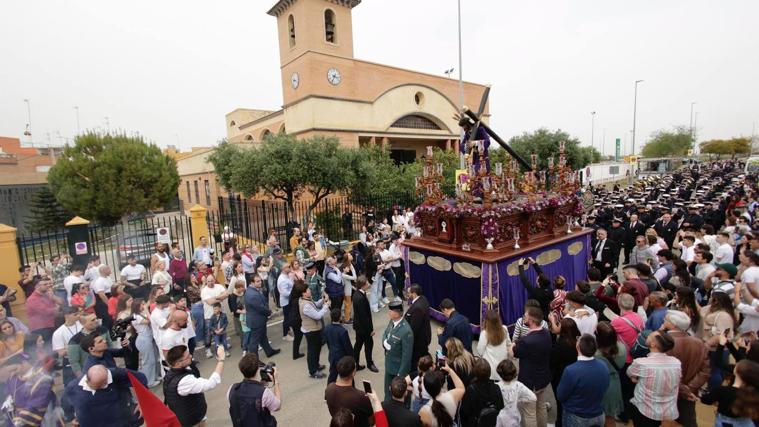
116, 230, 157, 269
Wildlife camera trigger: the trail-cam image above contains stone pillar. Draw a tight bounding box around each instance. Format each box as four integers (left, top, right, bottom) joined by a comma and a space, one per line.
0, 224, 27, 323
445, 139, 452, 151
381, 137, 389, 149
65, 216, 92, 268
189, 204, 209, 248
369, 136, 376, 147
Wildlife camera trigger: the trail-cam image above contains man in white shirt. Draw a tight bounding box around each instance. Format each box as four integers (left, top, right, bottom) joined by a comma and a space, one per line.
192, 236, 215, 267
52, 306, 83, 385
714, 232, 734, 264
559, 291, 598, 336
63, 265, 85, 304
679, 235, 696, 265
83, 256, 101, 284
164, 345, 225, 426
377, 240, 400, 303
739, 250, 759, 295
91, 265, 114, 328
694, 252, 716, 281
120, 256, 146, 297
150, 295, 172, 345
200, 278, 229, 358
388, 236, 405, 303
161, 310, 190, 360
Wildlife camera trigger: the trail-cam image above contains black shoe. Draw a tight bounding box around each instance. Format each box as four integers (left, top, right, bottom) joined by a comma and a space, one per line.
293, 353, 305, 360
309, 372, 326, 379
367, 363, 379, 373
267, 349, 281, 358
356, 364, 366, 371
318, 364, 326, 371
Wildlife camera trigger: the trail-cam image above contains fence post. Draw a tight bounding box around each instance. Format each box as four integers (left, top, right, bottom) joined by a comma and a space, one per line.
189, 204, 209, 248
0, 224, 27, 323
65, 216, 92, 268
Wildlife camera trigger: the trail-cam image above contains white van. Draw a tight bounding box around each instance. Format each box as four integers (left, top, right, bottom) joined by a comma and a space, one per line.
746, 156, 759, 173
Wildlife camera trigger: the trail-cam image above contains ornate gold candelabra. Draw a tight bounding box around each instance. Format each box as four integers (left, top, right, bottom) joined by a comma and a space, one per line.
416, 146, 445, 205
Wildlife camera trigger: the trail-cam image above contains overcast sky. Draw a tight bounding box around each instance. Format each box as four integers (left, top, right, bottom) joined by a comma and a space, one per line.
1, 0, 757, 156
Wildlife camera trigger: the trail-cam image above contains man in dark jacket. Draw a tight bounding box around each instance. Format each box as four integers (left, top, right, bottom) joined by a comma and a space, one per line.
592, 228, 619, 278
404, 284, 430, 376
513, 306, 555, 427
381, 376, 422, 427
244, 276, 280, 359
323, 308, 354, 383
624, 214, 647, 264
352, 276, 378, 372
63, 365, 146, 427
436, 298, 472, 354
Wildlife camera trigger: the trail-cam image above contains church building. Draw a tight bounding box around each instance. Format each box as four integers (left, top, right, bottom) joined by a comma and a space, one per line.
225, 0, 490, 163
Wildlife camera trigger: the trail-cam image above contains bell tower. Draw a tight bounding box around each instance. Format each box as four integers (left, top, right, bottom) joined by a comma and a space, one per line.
268, 0, 360, 67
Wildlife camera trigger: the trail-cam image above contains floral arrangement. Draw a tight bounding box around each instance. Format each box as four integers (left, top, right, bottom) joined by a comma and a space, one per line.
480, 215, 498, 239
414, 193, 582, 221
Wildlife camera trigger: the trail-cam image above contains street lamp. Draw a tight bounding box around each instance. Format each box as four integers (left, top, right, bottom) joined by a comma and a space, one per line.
444, 68, 454, 78
74, 106, 81, 135
631, 80, 643, 156
23, 99, 32, 140
590, 111, 596, 151
457, 0, 465, 168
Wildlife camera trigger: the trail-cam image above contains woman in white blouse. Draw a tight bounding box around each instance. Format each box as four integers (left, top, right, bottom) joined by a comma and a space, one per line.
151, 261, 172, 294
229, 262, 247, 291
476, 309, 512, 381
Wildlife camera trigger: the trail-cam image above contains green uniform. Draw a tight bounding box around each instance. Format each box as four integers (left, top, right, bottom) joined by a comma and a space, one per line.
381, 317, 413, 401
307, 272, 324, 301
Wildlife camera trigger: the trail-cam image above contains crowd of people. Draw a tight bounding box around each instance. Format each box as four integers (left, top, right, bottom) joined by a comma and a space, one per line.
1, 159, 759, 427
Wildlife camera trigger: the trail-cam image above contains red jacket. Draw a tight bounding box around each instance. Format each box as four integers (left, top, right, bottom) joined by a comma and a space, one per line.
25, 290, 59, 330
169, 258, 189, 282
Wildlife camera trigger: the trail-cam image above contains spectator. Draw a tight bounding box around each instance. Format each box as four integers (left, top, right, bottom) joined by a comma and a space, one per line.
445, 337, 474, 388
559, 291, 598, 336
324, 256, 345, 313
92, 265, 114, 330
494, 359, 535, 427
325, 356, 375, 427
0, 305, 27, 334
436, 298, 472, 354
556, 334, 609, 427
228, 280, 246, 341
460, 358, 504, 427
152, 260, 172, 294
630, 235, 658, 269
594, 321, 626, 425
208, 302, 230, 357
714, 232, 734, 264
25, 278, 62, 344
701, 359, 759, 427
52, 306, 82, 384
512, 306, 556, 427
228, 353, 281, 427
107, 283, 126, 320
62, 365, 147, 427
160, 309, 190, 363
323, 308, 353, 383
80, 332, 131, 371
169, 247, 190, 295
476, 309, 511, 381
130, 298, 160, 388
164, 345, 225, 427
611, 293, 645, 365
70, 282, 96, 314
341, 253, 357, 324
120, 255, 147, 298
382, 376, 422, 427
411, 355, 434, 414
63, 264, 85, 305
705, 263, 738, 299
299, 279, 330, 379
201, 274, 229, 358
627, 331, 682, 425
645, 291, 669, 331
50, 254, 72, 302
670, 287, 701, 335
192, 236, 215, 268
0, 320, 24, 359
660, 310, 709, 427
517, 257, 553, 319
693, 251, 716, 282
353, 276, 378, 373
701, 291, 737, 390
68, 312, 112, 378
277, 262, 295, 342
548, 318, 579, 414
418, 366, 465, 427
405, 284, 431, 376
511, 300, 548, 343
620, 265, 650, 308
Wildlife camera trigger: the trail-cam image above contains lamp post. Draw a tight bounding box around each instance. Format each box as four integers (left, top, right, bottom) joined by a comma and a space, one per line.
456, 0, 465, 168
74, 106, 81, 135
631, 80, 643, 156
590, 111, 596, 151
444, 68, 454, 78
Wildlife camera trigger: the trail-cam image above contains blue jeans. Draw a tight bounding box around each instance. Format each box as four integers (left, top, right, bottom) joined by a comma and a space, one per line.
212, 333, 229, 352
242, 331, 251, 351
190, 303, 206, 345
411, 397, 429, 414
562, 411, 605, 427
708, 348, 728, 391
714, 412, 754, 427
381, 269, 397, 298
54, 288, 68, 307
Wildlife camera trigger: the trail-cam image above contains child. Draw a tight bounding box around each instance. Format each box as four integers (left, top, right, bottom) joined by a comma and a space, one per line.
322, 309, 353, 384
701, 359, 759, 427
495, 359, 536, 427
410, 355, 434, 414
208, 303, 230, 358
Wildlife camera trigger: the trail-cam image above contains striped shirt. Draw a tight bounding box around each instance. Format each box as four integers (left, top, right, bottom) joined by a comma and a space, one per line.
627, 352, 682, 421
511, 317, 549, 342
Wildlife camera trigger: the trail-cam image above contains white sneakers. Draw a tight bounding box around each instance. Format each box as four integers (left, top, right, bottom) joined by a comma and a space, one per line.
283, 335, 294, 342
381, 297, 390, 304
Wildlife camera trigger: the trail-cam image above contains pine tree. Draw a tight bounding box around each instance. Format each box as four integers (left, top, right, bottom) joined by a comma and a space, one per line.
26, 186, 72, 232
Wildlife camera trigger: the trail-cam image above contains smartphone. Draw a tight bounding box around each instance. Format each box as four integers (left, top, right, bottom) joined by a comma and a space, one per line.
436, 355, 446, 370
362, 380, 372, 394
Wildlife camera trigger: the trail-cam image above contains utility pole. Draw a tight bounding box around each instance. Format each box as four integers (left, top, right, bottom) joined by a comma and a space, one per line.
591, 111, 596, 151
74, 106, 81, 135
631, 80, 644, 156
457, 0, 465, 168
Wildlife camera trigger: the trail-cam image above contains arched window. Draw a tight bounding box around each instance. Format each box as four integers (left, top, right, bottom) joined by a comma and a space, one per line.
324, 9, 336, 43
390, 114, 442, 130
229, 120, 236, 127
288, 15, 296, 47
261, 129, 272, 140
244, 134, 253, 141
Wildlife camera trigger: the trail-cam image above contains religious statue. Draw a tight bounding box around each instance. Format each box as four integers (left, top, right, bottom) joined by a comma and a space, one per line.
458, 116, 491, 176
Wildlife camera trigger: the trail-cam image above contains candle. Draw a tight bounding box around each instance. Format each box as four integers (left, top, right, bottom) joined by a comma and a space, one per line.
496, 163, 503, 175
415, 176, 420, 187
531, 153, 537, 165
426, 146, 433, 157
548, 157, 554, 169
560, 140, 565, 152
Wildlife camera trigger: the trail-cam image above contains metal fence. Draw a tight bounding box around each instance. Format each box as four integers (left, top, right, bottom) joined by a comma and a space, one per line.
16, 213, 194, 279
209, 193, 419, 253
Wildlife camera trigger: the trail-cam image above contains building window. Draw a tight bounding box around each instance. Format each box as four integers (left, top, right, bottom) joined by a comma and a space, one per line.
390, 114, 442, 130
609, 166, 620, 175
204, 180, 211, 205
414, 92, 424, 107
244, 134, 253, 141
324, 9, 336, 43
288, 15, 296, 47
229, 120, 236, 127
390, 149, 416, 165
261, 129, 272, 140
186, 181, 191, 203
194, 181, 200, 205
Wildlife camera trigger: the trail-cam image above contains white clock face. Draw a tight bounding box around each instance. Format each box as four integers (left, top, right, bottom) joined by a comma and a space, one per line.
291, 72, 299, 89
327, 67, 342, 86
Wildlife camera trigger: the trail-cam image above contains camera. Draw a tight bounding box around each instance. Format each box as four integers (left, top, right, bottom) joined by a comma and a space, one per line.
260, 362, 276, 382
111, 315, 134, 341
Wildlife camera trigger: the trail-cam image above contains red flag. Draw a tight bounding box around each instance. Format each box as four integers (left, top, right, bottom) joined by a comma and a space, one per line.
127, 372, 181, 427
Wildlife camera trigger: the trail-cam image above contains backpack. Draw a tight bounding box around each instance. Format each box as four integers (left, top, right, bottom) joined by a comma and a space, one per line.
229, 381, 277, 427
620, 316, 652, 359
476, 403, 499, 427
